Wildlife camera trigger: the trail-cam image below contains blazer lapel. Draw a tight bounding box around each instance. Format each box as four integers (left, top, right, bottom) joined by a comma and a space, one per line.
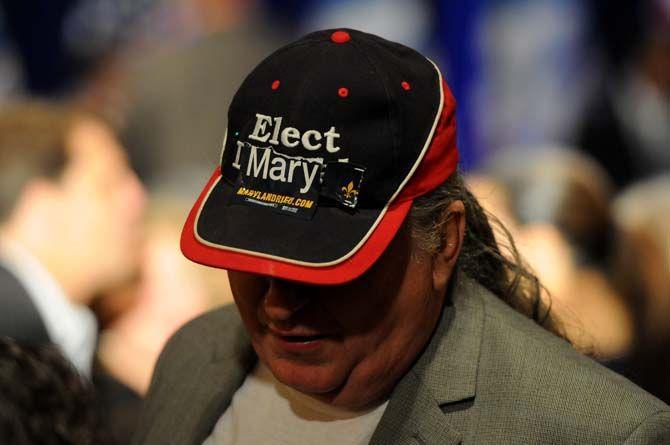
189, 355, 256, 444
370, 273, 486, 445
168, 324, 257, 445
369, 368, 463, 445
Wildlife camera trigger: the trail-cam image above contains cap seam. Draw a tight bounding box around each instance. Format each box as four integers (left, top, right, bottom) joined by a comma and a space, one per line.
228, 39, 322, 118
289, 51, 317, 125
349, 38, 400, 176
292, 40, 334, 124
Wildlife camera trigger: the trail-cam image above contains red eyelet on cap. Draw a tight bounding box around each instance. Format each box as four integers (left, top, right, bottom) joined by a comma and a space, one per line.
338, 87, 349, 98
401, 81, 411, 90
271, 80, 280, 90
331, 30, 351, 43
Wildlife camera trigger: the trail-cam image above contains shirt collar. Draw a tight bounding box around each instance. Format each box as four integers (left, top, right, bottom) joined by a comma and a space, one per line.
0, 237, 97, 376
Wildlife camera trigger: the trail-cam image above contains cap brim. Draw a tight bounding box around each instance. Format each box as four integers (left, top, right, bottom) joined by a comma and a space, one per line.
181, 167, 412, 285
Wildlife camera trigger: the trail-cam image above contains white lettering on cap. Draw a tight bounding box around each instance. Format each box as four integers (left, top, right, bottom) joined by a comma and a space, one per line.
247, 113, 341, 153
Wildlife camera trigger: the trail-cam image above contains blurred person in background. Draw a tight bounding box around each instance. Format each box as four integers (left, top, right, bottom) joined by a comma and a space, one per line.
0, 102, 146, 376
609, 175, 670, 403
0, 336, 105, 445
472, 0, 591, 165
471, 147, 633, 359
576, 0, 670, 189
95, 192, 233, 397
122, 0, 288, 185
299, 0, 433, 49
90, 191, 234, 444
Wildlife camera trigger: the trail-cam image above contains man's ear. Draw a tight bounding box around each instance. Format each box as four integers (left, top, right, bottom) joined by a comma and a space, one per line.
432, 200, 466, 294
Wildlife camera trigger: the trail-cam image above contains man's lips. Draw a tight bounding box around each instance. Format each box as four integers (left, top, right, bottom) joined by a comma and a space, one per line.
265, 324, 335, 353
276, 334, 330, 343
267, 324, 335, 343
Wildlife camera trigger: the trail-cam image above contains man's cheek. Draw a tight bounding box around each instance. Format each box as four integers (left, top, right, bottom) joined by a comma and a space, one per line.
232, 296, 262, 328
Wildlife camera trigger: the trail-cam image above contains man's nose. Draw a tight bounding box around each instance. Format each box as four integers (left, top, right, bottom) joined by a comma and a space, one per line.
263, 278, 309, 324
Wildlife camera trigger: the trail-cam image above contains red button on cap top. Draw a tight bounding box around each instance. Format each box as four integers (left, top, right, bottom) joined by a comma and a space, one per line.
331, 30, 351, 43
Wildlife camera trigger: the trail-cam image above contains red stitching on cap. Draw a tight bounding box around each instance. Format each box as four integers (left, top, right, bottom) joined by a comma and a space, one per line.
271, 80, 280, 90
331, 30, 351, 43
401, 81, 411, 91
338, 87, 349, 98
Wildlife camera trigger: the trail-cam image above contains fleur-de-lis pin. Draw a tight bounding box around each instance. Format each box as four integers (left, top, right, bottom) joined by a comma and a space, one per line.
341, 181, 358, 199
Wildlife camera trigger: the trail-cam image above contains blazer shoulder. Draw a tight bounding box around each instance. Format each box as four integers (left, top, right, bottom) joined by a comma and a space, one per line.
470, 286, 668, 443
166, 304, 242, 343
158, 304, 246, 363
624, 410, 670, 444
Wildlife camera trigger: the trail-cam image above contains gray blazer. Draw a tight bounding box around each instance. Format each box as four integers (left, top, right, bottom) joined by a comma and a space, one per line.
134, 274, 670, 444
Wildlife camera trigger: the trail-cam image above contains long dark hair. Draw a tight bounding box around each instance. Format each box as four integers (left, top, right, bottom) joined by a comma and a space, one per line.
409, 172, 566, 340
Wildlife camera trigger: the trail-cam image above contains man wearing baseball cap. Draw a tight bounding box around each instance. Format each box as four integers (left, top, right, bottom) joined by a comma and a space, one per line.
134, 29, 669, 444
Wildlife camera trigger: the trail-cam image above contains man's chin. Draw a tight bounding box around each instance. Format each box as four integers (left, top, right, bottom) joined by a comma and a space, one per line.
265, 357, 346, 396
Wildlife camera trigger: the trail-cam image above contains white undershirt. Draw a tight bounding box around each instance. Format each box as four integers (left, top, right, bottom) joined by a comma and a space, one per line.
203, 362, 388, 445
0, 238, 97, 376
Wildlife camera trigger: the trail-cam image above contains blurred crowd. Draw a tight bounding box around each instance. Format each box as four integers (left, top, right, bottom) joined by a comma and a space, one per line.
0, 0, 667, 443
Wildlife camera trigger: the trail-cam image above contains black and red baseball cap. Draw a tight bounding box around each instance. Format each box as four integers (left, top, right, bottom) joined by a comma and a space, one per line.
181, 29, 458, 285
